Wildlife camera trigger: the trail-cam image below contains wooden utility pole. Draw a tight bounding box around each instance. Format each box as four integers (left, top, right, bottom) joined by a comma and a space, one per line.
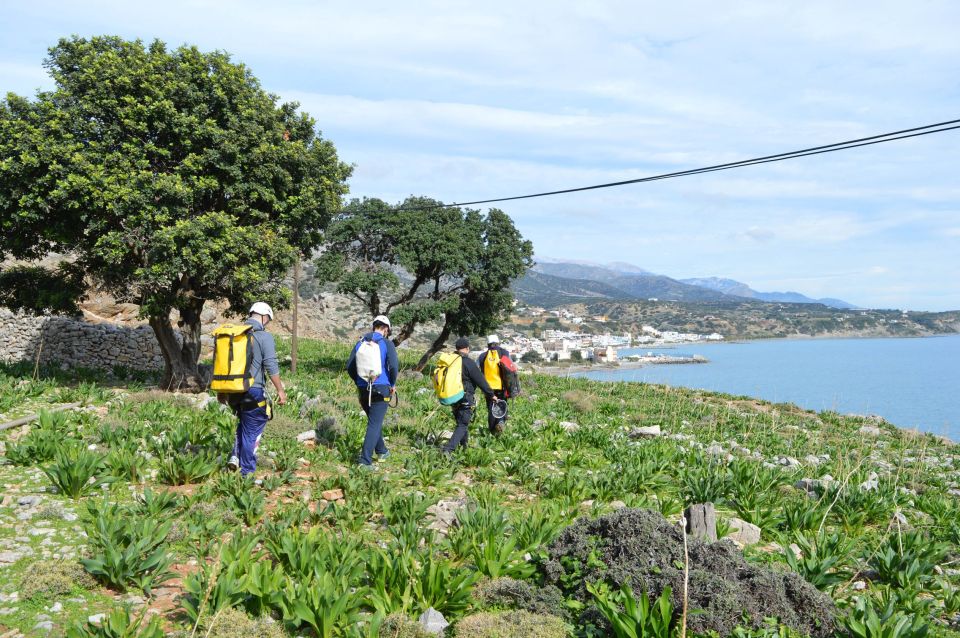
291, 255, 300, 374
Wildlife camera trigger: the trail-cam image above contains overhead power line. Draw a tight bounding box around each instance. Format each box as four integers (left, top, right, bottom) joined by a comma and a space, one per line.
409, 118, 960, 209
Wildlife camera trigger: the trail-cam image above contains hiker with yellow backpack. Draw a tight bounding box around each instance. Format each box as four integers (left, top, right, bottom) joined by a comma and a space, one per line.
477, 334, 518, 435
434, 337, 496, 455
211, 302, 287, 477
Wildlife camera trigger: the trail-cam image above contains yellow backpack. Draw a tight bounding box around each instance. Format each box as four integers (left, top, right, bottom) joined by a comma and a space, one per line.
432, 352, 465, 405
483, 349, 503, 390
210, 323, 255, 393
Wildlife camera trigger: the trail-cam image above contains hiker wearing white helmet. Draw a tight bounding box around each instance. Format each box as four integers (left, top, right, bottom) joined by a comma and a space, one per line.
224, 302, 287, 475
476, 334, 517, 435
346, 315, 399, 468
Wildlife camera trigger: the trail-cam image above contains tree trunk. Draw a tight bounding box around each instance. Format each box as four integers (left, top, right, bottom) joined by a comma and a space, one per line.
414, 323, 452, 371
149, 298, 207, 392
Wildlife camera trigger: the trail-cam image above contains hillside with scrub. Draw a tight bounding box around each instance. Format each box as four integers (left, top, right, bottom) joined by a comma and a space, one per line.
0, 337, 958, 638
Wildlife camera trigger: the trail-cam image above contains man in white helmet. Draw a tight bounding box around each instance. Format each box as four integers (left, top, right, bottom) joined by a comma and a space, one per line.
346, 314, 399, 468
226, 301, 288, 475
476, 334, 516, 435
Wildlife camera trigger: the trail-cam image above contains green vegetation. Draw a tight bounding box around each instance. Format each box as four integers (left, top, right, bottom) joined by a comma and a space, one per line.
0, 35, 351, 389
0, 337, 957, 638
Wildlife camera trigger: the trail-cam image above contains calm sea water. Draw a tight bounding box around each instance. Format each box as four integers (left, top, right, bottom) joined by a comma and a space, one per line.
576, 335, 960, 440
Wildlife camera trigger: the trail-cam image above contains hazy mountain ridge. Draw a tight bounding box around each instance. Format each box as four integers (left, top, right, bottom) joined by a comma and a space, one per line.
524, 260, 856, 309
681, 276, 858, 309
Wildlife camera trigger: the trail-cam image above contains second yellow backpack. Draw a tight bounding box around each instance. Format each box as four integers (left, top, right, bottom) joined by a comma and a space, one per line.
432, 352, 465, 405
210, 323, 255, 393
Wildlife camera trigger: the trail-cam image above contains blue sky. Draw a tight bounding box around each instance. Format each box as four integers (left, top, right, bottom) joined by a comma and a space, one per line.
2, 1, 959, 311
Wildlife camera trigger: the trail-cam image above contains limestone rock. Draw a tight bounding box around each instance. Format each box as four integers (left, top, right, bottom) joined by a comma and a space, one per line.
296, 430, 317, 443
859, 425, 882, 436
630, 425, 661, 438
419, 607, 449, 634
726, 517, 761, 547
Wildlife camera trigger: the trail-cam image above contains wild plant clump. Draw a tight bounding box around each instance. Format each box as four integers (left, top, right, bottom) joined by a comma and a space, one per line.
378, 613, 432, 638
18, 559, 96, 600
452, 610, 568, 638
203, 607, 286, 638
471, 577, 565, 617
541, 507, 837, 637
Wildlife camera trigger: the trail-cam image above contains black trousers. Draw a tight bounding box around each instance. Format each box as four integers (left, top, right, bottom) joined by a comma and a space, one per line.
485, 389, 508, 433
444, 399, 474, 452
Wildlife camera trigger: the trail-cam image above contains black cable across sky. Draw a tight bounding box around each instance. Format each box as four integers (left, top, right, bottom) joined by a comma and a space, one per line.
414, 117, 960, 209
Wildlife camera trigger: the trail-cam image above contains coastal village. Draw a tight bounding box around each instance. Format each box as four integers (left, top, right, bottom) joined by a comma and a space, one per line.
498, 305, 724, 363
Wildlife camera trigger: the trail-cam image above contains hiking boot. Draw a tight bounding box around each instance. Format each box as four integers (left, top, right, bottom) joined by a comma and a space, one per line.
227, 455, 240, 472
376, 451, 390, 462
357, 462, 378, 472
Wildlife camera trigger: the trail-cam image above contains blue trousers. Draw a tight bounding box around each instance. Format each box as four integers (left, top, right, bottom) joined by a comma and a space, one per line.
232, 386, 268, 476
358, 388, 390, 465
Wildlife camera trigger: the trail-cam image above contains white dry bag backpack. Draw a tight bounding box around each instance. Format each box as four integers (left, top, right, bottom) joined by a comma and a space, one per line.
355, 336, 383, 388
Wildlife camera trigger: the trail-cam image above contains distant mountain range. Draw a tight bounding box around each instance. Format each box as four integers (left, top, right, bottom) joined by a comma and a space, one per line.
515, 260, 857, 309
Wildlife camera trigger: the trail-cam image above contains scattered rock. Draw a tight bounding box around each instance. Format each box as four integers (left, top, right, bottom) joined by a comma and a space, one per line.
860, 472, 880, 492
296, 430, 317, 443
777, 456, 801, 468
18, 496, 41, 508
559, 421, 579, 433
609, 500, 627, 510
419, 607, 449, 634
852, 581, 867, 591
88, 613, 106, 624
726, 517, 762, 547
425, 498, 467, 534
858, 425, 882, 436
705, 444, 725, 456
803, 455, 822, 467
0, 551, 24, 565
630, 425, 661, 438
297, 457, 310, 468
532, 419, 547, 430
320, 489, 344, 501
33, 621, 54, 632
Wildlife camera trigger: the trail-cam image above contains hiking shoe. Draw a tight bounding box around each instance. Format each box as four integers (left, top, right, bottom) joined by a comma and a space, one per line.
357, 463, 378, 472
227, 455, 240, 471
376, 451, 390, 461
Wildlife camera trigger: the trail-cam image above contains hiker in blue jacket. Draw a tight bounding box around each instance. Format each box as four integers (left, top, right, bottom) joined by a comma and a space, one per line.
346, 315, 399, 468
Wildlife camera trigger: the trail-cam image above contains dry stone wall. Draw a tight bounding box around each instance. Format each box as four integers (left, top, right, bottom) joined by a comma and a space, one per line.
0, 308, 170, 371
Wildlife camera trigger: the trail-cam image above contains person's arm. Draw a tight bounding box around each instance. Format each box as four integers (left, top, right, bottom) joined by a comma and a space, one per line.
261, 336, 287, 404
465, 358, 494, 397
385, 340, 400, 390
346, 347, 359, 384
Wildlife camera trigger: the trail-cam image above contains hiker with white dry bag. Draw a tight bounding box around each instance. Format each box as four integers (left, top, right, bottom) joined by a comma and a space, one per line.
346, 315, 399, 468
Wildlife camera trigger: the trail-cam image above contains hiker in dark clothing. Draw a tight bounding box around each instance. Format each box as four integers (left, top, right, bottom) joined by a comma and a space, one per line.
476, 334, 514, 435
443, 337, 495, 454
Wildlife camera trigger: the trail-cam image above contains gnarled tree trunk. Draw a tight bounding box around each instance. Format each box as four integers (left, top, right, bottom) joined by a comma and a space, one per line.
414, 323, 452, 371
149, 298, 208, 392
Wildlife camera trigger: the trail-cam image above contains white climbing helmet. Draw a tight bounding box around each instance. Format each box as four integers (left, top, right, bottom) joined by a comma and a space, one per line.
249, 301, 274, 320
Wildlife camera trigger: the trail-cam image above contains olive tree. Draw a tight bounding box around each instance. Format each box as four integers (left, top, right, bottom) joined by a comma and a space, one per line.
316, 197, 532, 367
0, 36, 351, 390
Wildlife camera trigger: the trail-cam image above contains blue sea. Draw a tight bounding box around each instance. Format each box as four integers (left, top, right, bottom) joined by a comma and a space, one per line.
576, 335, 960, 440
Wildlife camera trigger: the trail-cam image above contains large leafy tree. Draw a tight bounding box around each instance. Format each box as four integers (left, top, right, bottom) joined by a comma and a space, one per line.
0, 36, 351, 390
316, 197, 532, 367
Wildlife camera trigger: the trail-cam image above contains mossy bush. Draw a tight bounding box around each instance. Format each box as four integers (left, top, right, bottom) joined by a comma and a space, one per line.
471, 577, 565, 617
204, 607, 286, 638
453, 610, 567, 638
18, 560, 96, 600
541, 508, 837, 638
378, 613, 431, 638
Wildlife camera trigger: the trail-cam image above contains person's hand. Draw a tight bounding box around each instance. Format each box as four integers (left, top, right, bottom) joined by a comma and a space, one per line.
277, 389, 288, 405
390, 386, 396, 396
